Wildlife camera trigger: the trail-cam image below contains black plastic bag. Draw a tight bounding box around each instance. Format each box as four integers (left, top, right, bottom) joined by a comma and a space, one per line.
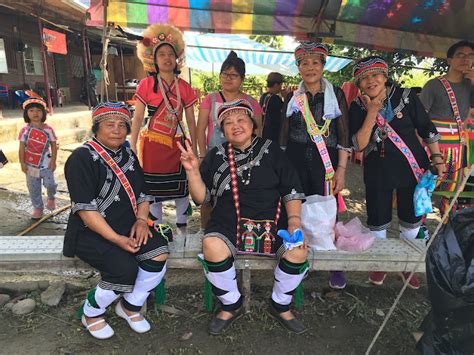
418, 208, 474, 354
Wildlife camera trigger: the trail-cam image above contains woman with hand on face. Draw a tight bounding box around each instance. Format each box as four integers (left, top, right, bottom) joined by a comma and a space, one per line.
349, 56, 445, 289
196, 51, 263, 229
281, 42, 350, 290
130, 23, 197, 231
64, 102, 172, 340
179, 99, 308, 335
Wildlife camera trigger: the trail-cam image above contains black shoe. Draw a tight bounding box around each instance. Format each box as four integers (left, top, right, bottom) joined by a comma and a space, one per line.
267, 303, 307, 334
209, 308, 243, 335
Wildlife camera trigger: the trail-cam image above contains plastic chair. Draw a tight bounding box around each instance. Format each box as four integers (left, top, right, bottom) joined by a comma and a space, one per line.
0, 83, 8, 106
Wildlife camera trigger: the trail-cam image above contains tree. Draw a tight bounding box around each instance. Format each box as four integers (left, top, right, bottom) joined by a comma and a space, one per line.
249, 35, 284, 50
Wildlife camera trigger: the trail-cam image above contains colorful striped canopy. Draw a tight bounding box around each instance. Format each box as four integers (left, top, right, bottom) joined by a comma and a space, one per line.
87, 0, 473, 58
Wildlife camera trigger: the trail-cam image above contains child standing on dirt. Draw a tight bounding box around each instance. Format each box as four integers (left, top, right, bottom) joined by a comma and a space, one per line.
18, 97, 58, 219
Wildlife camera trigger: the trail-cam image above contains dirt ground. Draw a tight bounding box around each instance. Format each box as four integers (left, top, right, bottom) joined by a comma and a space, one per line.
0, 147, 438, 354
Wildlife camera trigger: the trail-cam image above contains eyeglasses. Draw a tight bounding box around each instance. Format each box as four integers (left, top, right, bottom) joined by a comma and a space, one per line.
220, 72, 241, 80
453, 53, 474, 59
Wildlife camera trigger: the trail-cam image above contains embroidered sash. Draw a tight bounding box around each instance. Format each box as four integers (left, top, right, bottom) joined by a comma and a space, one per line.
293, 92, 334, 181
148, 78, 183, 148
24, 126, 50, 168
86, 140, 138, 215
375, 113, 424, 182
438, 77, 465, 145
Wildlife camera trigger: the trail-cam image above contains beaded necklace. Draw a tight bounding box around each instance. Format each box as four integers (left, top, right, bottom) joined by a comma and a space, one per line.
227, 142, 281, 248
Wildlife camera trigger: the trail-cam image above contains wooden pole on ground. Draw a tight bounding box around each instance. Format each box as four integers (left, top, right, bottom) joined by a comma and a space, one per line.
17, 205, 71, 236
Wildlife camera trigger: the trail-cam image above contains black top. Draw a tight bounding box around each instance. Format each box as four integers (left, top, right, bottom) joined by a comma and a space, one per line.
349, 86, 440, 189
200, 137, 305, 239
63, 138, 153, 257
284, 85, 350, 150
260, 92, 283, 141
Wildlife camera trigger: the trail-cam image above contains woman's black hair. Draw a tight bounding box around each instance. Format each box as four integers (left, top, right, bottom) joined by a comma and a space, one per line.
92, 120, 131, 135
152, 43, 181, 93
23, 103, 47, 123
220, 51, 245, 78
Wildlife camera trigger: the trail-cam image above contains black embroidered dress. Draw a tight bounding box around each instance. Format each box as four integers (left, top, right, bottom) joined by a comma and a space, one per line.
63, 138, 168, 292
200, 137, 305, 258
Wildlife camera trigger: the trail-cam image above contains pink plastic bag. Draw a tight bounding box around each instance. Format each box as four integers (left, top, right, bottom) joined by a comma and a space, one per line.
335, 217, 375, 252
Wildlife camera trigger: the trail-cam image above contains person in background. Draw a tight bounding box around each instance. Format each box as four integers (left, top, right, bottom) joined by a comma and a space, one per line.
18, 97, 57, 219
420, 40, 474, 211
260, 72, 284, 141
196, 51, 263, 229
281, 42, 350, 290
130, 23, 197, 231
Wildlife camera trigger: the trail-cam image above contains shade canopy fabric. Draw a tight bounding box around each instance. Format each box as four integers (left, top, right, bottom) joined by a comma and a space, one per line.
183, 33, 352, 75
88, 0, 473, 58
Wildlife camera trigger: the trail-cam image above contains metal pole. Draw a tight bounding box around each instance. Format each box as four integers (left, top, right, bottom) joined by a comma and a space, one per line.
120, 45, 126, 101
82, 27, 91, 109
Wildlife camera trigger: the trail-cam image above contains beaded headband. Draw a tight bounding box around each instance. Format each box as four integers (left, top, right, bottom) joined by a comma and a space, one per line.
92, 102, 131, 126
137, 23, 185, 73
294, 42, 328, 63
22, 98, 47, 110
353, 57, 389, 83
217, 99, 255, 127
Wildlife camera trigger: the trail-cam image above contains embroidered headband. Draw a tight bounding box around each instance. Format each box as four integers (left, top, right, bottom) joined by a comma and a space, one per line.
22, 97, 47, 110
353, 56, 389, 84
137, 23, 185, 73
92, 102, 132, 126
294, 42, 328, 63
217, 99, 255, 127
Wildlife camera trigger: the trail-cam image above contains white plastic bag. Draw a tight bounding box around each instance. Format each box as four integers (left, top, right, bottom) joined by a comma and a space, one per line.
301, 194, 337, 251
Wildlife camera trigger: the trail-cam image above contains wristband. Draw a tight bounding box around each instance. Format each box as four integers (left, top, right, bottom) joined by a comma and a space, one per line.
430, 153, 443, 160
288, 215, 301, 221
136, 217, 148, 224
337, 165, 346, 169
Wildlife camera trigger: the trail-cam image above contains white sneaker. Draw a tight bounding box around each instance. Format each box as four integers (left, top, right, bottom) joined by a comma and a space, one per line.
81, 315, 114, 339
115, 301, 151, 333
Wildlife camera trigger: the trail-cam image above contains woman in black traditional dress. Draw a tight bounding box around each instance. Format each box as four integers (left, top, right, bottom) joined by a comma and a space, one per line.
178, 99, 308, 335
349, 56, 445, 289
281, 42, 351, 290
63, 102, 171, 339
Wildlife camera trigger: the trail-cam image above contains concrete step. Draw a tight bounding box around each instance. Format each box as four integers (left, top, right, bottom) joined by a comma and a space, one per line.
0, 110, 92, 143
2, 127, 90, 163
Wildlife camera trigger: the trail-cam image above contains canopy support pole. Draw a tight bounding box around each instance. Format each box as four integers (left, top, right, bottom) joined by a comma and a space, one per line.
99, 0, 110, 102
37, 17, 53, 115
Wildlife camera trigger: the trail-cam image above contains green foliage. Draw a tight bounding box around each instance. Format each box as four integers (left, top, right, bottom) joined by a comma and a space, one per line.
249, 35, 284, 50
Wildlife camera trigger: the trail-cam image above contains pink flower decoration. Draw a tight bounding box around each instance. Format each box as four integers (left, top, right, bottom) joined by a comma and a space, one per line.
141, 37, 152, 47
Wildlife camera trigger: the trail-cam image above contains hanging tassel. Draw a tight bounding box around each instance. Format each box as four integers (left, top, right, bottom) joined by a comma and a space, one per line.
76, 306, 84, 319
294, 283, 304, 309
186, 202, 193, 216
76, 288, 96, 319
197, 255, 214, 312
155, 279, 166, 306
204, 278, 213, 312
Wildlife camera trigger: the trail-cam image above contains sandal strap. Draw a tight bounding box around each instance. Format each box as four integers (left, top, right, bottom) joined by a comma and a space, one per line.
128, 313, 142, 320
85, 318, 106, 329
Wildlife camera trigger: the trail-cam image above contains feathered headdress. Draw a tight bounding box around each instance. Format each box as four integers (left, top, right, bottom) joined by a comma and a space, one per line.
136, 23, 185, 73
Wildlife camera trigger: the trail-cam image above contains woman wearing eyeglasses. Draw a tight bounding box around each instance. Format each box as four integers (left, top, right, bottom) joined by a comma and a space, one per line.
196, 51, 263, 228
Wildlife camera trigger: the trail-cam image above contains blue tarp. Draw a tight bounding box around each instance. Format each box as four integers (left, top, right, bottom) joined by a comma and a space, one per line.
184, 33, 352, 75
